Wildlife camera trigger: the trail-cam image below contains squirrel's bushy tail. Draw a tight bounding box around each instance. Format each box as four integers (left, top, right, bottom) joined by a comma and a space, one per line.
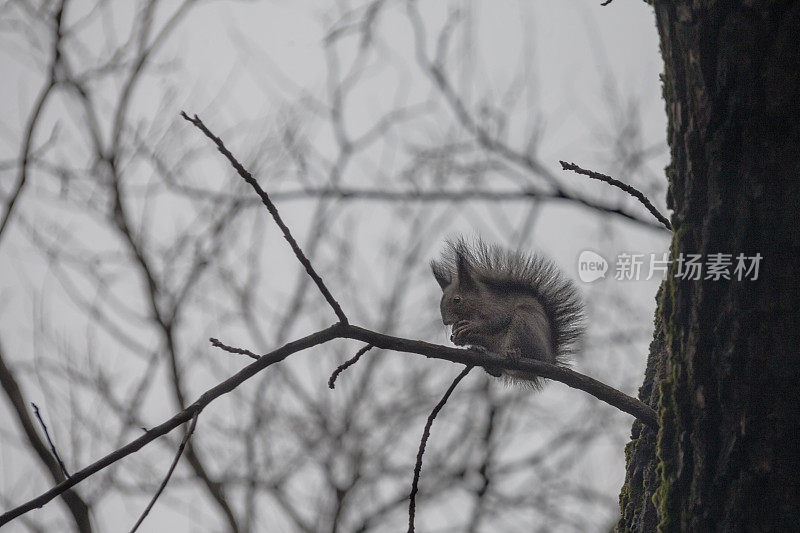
437, 236, 586, 365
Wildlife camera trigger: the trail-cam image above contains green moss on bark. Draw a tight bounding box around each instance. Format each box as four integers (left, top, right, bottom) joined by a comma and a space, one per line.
618, 2, 800, 531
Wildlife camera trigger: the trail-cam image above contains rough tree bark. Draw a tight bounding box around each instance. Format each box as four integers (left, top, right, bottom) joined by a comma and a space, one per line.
618, 1, 800, 531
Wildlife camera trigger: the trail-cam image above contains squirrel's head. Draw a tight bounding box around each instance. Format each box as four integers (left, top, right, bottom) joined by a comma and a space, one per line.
432, 247, 482, 325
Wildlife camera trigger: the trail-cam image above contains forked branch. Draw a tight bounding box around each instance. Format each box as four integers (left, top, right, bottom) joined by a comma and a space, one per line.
0, 322, 657, 527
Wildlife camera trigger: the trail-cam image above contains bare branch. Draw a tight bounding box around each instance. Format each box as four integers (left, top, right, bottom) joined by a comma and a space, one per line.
31, 402, 71, 479
328, 343, 373, 389
338, 324, 659, 429
129, 412, 199, 533
0, 322, 657, 528
0, 338, 92, 532
210, 337, 259, 361
0, 0, 65, 246
408, 365, 473, 533
0, 324, 342, 527
559, 160, 672, 231
153, 184, 671, 231
180, 112, 349, 325
404, 3, 669, 233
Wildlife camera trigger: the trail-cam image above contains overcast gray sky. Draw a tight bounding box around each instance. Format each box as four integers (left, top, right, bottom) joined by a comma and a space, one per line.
0, 2, 670, 531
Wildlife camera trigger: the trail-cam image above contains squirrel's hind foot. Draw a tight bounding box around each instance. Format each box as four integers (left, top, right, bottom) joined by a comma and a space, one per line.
470, 346, 503, 377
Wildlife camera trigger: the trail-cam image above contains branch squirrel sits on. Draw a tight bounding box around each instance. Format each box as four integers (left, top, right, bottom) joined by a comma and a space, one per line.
431, 237, 585, 386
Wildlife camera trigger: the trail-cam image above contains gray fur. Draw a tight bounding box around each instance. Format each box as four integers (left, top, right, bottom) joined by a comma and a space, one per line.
431, 236, 586, 386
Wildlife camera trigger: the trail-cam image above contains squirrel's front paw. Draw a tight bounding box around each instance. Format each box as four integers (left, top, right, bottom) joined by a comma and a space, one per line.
502, 347, 523, 360
451, 320, 478, 346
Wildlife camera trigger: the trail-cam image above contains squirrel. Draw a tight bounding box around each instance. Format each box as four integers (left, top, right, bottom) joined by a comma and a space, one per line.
431, 237, 585, 386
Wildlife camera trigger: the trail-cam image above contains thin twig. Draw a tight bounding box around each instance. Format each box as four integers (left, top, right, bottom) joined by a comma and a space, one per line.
180, 112, 349, 324
129, 412, 199, 533
210, 337, 259, 360
328, 344, 373, 389
0, 340, 91, 532
559, 161, 672, 231
31, 402, 70, 479
408, 365, 473, 533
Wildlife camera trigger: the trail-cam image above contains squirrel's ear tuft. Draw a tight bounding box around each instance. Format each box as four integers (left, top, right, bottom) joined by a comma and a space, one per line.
431, 260, 450, 289
455, 248, 478, 289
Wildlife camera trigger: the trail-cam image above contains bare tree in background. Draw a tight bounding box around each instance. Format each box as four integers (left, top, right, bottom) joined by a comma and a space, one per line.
0, 1, 667, 531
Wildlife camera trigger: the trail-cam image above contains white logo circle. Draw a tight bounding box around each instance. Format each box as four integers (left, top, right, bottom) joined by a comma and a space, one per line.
578, 250, 608, 283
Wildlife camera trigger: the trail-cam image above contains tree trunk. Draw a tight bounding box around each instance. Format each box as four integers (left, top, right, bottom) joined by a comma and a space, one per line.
618, 2, 800, 531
